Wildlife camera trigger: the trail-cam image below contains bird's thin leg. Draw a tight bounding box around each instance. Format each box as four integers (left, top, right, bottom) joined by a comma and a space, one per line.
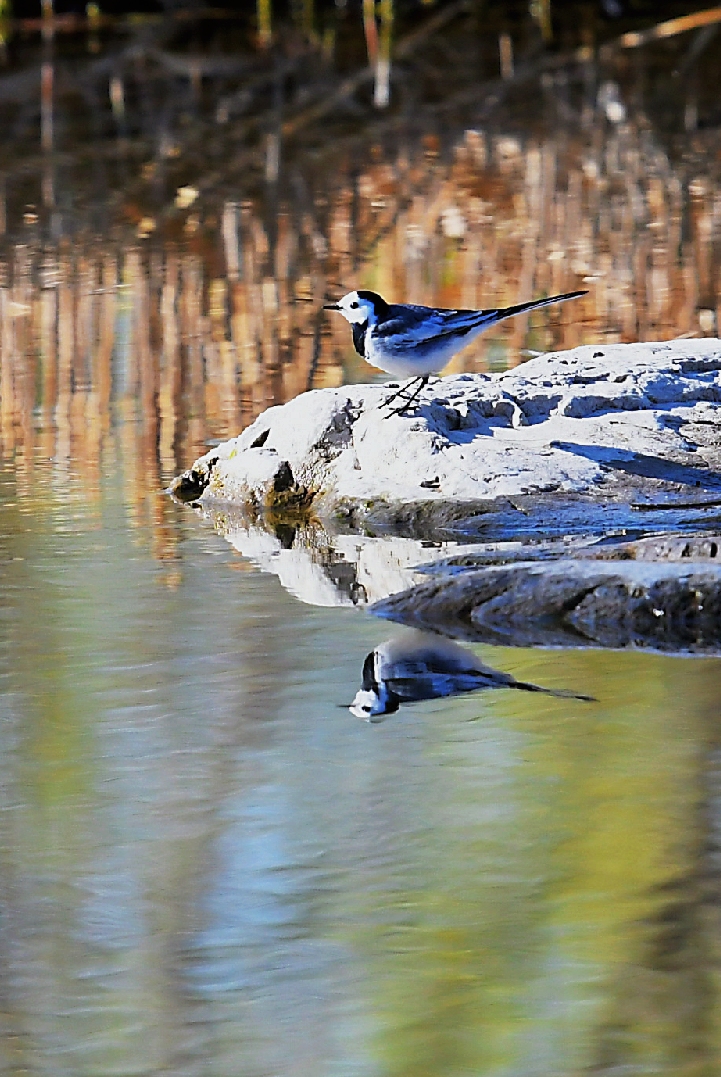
379, 377, 420, 410
384, 375, 430, 417
380, 375, 430, 415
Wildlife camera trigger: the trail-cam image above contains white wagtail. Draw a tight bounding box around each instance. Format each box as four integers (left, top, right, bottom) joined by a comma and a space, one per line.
324, 287, 587, 413
349, 632, 594, 721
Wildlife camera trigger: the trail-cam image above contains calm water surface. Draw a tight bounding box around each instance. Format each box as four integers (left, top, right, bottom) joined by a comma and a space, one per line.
2, 421, 721, 1076
1, 8, 721, 1072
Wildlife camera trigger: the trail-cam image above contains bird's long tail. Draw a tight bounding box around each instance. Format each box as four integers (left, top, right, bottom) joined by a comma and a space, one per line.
512, 678, 596, 702
496, 289, 587, 322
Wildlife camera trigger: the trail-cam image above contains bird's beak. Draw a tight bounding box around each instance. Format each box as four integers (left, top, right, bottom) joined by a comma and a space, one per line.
323, 303, 340, 311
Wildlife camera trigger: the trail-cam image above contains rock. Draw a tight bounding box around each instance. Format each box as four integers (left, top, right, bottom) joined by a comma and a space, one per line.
417, 531, 721, 571
190, 503, 721, 654
171, 339, 721, 529
167, 455, 219, 503
372, 558, 721, 653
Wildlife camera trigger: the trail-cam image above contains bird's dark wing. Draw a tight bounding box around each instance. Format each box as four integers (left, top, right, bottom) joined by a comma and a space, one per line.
374, 292, 587, 350
385, 670, 505, 703
374, 304, 500, 349
382, 651, 513, 703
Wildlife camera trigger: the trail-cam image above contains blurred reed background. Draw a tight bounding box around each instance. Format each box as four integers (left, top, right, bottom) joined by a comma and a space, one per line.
0, 0, 720, 503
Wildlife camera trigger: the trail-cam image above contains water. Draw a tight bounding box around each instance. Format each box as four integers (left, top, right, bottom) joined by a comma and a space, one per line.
2, 6, 721, 1073
2, 414, 721, 1075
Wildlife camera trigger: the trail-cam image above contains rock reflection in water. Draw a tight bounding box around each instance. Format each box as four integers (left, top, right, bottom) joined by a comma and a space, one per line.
375, 556, 721, 653
349, 630, 594, 721
205, 506, 456, 607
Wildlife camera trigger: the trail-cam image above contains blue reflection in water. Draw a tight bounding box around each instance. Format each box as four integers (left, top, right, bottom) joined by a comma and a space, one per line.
2, 458, 721, 1076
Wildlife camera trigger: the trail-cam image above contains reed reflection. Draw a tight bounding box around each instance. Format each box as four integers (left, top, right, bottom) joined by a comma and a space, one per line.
0, 101, 719, 561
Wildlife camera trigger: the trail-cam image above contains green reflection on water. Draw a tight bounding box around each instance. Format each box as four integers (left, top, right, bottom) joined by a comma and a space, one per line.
2, 464, 721, 1076
343, 650, 721, 1077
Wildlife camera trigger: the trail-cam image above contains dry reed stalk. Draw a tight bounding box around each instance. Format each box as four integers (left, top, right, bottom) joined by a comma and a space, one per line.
56, 254, 73, 401
498, 32, 513, 80
374, 0, 393, 109
75, 257, 93, 389
228, 278, 249, 427
136, 257, 157, 436
682, 244, 699, 334
53, 259, 74, 476
222, 202, 241, 283
181, 253, 206, 459
40, 280, 57, 416
617, 5, 721, 50
363, 0, 378, 65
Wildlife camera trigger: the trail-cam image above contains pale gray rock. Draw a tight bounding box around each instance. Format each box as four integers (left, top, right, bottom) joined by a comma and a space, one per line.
170, 338, 721, 531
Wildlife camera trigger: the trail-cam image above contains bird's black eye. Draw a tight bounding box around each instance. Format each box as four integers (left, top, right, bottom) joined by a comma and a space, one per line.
350, 301, 359, 309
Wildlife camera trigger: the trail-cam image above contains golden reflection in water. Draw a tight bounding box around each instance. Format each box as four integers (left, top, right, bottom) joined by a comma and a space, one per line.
346, 121, 720, 364
0, 113, 719, 561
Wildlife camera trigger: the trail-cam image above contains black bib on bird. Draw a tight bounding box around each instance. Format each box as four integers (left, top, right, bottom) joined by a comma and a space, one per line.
352, 322, 366, 358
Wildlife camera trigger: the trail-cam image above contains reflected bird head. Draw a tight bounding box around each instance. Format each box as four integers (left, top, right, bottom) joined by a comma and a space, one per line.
349, 686, 400, 722
348, 648, 400, 722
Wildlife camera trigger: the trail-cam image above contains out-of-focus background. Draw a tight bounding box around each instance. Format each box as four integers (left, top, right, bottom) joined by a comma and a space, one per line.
3, 5, 721, 1076
2, 0, 721, 477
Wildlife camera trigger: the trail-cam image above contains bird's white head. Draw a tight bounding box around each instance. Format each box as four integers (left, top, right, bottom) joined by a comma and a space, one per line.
349, 687, 386, 721
348, 647, 400, 721
349, 685, 399, 722
324, 290, 388, 326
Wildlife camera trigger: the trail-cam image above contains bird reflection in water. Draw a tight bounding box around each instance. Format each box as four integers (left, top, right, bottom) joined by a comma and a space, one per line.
349, 631, 594, 722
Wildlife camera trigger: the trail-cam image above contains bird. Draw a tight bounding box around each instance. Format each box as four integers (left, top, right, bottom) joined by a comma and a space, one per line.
324, 287, 587, 413
348, 631, 595, 722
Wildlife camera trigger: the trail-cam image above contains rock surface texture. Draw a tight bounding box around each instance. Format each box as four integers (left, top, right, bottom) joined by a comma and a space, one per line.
172, 339, 721, 528
373, 557, 721, 652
